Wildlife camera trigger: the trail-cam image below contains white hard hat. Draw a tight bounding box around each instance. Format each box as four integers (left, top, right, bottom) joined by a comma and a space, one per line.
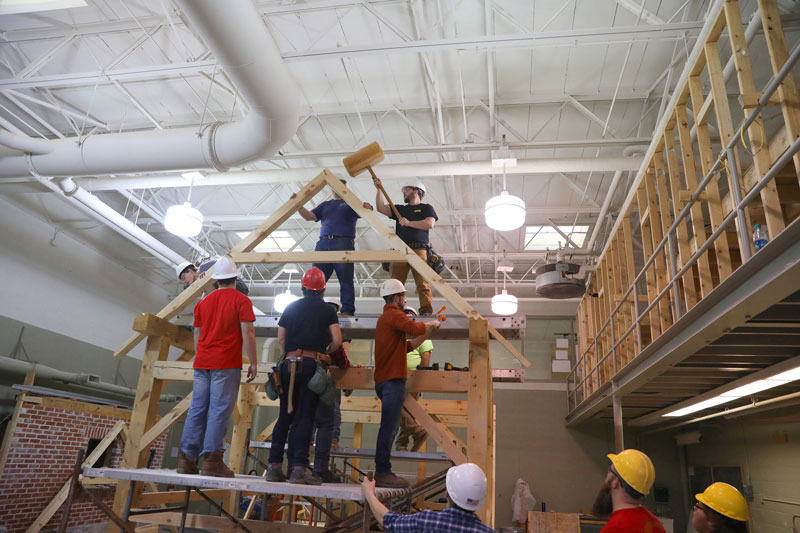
446, 463, 488, 511
176, 261, 194, 280
324, 297, 341, 310
211, 256, 240, 280
403, 181, 426, 193
379, 278, 406, 297
403, 305, 417, 315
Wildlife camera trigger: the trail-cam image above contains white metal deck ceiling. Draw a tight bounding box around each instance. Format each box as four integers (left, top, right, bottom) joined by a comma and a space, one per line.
1, 0, 782, 310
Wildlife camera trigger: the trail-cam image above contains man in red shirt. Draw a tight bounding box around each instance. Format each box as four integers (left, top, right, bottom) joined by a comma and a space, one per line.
373, 278, 440, 488
177, 256, 257, 478
592, 449, 665, 533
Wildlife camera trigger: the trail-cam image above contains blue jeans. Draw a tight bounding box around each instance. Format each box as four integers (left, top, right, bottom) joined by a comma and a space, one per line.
313, 390, 341, 474
375, 379, 406, 475
313, 237, 355, 314
180, 368, 241, 459
269, 358, 320, 469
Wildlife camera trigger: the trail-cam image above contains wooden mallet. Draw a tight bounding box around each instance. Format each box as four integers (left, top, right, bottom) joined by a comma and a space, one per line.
343, 142, 404, 221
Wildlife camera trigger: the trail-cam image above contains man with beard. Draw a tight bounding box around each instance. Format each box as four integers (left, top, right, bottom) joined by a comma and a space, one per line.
373, 179, 437, 316
592, 449, 665, 533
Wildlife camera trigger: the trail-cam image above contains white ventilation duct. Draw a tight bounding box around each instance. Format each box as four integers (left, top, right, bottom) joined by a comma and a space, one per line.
0, 0, 299, 179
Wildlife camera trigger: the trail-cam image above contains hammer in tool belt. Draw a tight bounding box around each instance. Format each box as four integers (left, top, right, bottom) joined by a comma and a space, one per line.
286, 356, 301, 414
343, 142, 405, 222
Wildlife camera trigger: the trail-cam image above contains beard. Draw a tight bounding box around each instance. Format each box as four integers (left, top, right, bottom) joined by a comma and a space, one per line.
592, 481, 614, 518
403, 192, 414, 203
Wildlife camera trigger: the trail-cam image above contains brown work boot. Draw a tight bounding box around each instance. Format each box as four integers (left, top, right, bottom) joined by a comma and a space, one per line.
410, 430, 428, 452
200, 451, 234, 478
289, 466, 322, 485
176, 451, 198, 475
374, 472, 411, 488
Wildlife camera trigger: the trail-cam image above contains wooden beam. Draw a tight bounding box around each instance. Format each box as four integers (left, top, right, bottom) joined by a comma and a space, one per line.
138, 394, 192, 452
225, 384, 257, 514
252, 418, 277, 443
466, 317, 494, 525
152, 361, 270, 383
0, 391, 27, 480
331, 366, 470, 393
114, 171, 330, 359
26, 421, 125, 533
132, 313, 195, 353
230, 250, 408, 264
339, 396, 467, 416
403, 393, 467, 465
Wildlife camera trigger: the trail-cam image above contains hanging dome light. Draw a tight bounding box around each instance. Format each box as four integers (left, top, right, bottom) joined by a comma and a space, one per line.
274, 290, 298, 313
164, 202, 203, 237
491, 289, 518, 315
485, 191, 526, 231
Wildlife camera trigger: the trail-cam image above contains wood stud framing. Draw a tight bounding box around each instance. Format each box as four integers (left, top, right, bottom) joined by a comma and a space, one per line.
571, 0, 800, 405
108, 169, 513, 530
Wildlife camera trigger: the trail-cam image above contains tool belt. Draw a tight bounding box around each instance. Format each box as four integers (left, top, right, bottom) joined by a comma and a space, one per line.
285, 349, 332, 366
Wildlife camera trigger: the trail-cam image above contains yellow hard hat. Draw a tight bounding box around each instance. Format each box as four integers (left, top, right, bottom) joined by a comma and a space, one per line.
607, 449, 656, 496
696, 483, 749, 522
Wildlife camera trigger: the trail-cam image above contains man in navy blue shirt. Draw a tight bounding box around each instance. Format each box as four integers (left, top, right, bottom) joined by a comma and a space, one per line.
292, 180, 373, 316
362, 462, 495, 532
267, 267, 341, 485
374, 179, 438, 316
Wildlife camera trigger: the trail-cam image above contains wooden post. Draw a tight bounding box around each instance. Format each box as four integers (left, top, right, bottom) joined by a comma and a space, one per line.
109, 335, 170, 533
467, 317, 494, 526
224, 384, 257, 514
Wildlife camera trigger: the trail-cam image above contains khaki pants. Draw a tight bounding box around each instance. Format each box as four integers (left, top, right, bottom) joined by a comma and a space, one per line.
396, 393, 427, 451
390, 248, 433, 314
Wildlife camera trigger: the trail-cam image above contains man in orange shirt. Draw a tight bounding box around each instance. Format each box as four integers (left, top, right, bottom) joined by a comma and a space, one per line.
177, 256, 257, 478
593, 449, 665, 533
373, 279, 440, 488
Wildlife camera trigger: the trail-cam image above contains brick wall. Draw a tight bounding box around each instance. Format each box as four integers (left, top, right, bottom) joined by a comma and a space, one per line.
0, 398, 166, 533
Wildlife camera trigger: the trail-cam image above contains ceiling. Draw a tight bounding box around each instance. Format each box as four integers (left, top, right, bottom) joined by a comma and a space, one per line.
0, 0, 776, 312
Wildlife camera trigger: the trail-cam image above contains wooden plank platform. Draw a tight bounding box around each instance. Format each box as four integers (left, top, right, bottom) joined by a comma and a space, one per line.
83, 467, 409, 501
172, 314, 527, 341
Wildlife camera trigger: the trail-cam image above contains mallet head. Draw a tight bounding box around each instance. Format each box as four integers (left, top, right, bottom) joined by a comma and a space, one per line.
343, 142, 385, 177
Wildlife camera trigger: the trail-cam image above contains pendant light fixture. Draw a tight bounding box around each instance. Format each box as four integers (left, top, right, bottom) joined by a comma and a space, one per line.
164, 173, 204, 237
273, 269, 299, 313
491, 263, 518, 315
485, 139, 526, 231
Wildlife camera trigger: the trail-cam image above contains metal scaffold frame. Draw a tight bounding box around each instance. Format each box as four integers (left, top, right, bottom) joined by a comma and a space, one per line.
104, 169, 528, 531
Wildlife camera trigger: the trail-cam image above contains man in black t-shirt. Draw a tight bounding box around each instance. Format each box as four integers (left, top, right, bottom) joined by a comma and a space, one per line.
374, 179, 438, 315
268, 267, 341, 485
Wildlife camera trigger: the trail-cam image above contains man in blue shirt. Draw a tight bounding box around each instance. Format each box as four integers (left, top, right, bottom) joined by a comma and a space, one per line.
361, 462, 495, 532
291, 181, 373, 316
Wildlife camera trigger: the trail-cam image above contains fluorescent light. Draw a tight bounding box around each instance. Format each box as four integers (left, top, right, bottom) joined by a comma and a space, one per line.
182, 171, 206, 182
664, 363, 800, 418
664, 396, 730, 417
0, 0, 86, 15
282, 266, 299, 274
496, 259, 514, 273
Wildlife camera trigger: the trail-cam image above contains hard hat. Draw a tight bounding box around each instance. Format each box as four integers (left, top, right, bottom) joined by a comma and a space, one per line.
379, 278, 406, 297
211, 256, 240, 280
446, 463, 488, 511
403, 305, 417, 315
403, 181, 426, 193
607, 449, 656, 496
696, 483, 749, 522
176, 261, 194, 280
324, 297, 341, 310
301, 267, 326, 291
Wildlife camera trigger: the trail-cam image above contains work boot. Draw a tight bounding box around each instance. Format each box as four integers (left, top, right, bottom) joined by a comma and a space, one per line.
410, 430, 428, 452
419, 309, 432, 317
374, 472, 411, 489
313, 470, 342, 483
199, 451, 234, 478
331, 440, 340, 449
176, 451, 198, 475
266, 463, 286, 482
289, 466, 322, 485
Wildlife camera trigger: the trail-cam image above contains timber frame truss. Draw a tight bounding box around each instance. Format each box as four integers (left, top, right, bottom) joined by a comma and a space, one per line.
107, 169, 531, 531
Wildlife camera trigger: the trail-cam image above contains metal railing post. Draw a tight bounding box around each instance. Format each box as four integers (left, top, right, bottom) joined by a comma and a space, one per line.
726, 147, 753, 263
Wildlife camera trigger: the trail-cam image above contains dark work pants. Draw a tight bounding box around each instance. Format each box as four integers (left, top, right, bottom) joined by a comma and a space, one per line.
268, 358, 320, 469
313, 237, 356, 315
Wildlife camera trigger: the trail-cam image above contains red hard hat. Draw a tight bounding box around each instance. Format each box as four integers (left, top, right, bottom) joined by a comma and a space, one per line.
301, 267, 326, 290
